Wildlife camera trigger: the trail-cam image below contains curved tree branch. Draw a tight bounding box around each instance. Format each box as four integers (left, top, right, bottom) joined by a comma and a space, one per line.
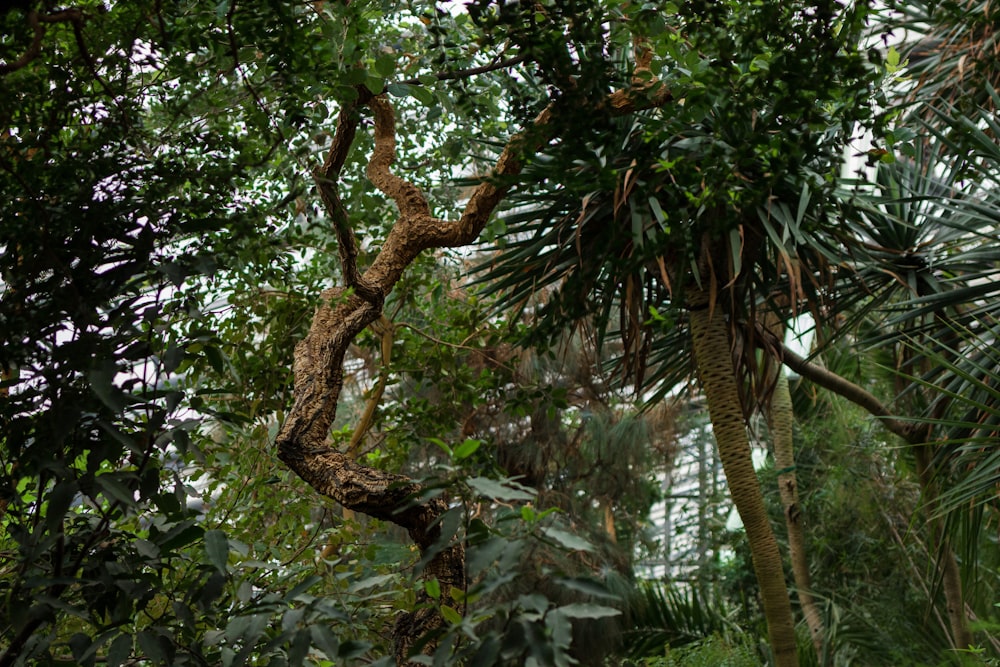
313, 91, 382, 303
755, 321, 921, 443
395, 53, 531, 86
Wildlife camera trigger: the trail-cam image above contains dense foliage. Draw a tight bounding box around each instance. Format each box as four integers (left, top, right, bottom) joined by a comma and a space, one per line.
2, 1, 999, 666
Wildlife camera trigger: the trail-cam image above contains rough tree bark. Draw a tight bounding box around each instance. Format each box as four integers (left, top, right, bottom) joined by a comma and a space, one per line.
275, 80, 671, 662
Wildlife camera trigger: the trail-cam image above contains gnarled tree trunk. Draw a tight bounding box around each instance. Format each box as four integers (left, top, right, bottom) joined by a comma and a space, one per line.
275, 81, 672, 662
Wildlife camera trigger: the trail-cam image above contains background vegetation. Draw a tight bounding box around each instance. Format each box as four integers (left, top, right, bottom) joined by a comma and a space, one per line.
2, 0, 999, 665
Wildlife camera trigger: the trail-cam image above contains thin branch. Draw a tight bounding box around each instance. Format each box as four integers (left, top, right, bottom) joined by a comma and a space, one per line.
313, 97, 381, 303
395, 53, 531, 86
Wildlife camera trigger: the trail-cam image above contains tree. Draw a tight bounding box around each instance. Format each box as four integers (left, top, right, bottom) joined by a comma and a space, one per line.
2, 0, 669, 663
759, 308, 825, 659
5, 0, 999, 665
478, 3, 883, 664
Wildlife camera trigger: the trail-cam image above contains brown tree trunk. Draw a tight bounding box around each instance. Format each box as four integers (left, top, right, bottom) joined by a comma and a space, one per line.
767, 366, 825, 660
275, 289, 466, 663
688, 290, 799, 667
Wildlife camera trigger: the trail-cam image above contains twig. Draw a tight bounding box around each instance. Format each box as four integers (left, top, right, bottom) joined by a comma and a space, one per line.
395, 53, 530, 86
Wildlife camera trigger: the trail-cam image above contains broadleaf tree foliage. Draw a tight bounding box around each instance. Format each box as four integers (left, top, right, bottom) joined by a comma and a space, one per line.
2, 0, 1000, 666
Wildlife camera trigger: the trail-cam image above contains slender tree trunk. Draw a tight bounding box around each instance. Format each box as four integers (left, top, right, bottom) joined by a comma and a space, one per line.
767, 366, 825, 660
914, 445, 973, 650
763, 332, 974, 652
688, 291, 798, 667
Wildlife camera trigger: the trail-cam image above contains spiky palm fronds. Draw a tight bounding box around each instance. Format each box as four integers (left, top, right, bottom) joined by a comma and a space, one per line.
891, 0, 1000, 122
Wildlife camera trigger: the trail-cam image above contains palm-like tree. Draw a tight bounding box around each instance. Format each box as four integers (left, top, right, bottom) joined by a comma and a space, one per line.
748, 126, 1000, 654
477, 4, 882, 664
478, 2, 1000, 659
863, 14, 1000, 649
837, 137, 1000, 651
895, 0, 1000, 122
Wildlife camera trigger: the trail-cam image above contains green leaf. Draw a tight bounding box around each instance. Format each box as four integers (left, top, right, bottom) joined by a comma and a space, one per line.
157, 522, 204, 552
795, 182, 811, 226
136, 630, 166, 664
284, 574, 323, 601
204, 529, 230, 572
728, 227, 742, 277
648, 196, 668, 229
348, 573, 396, 593
467, 536, 508, 575
428, 437, 452, 457
88, 361, 128, 411
374, 54, 396, 78
470, 636, 501, 667
96, 474, 135, 507
338, 640, 371, 660
554, 577, 620, 600
309, 624, 340, 659
288, 628, 311, 665
554, 603, 621, 619
440, 604, 463, 625
886, 45, 902, 71
106, 634, 132, 667
407, 85, 436, 106
46, 479, 77, 534
425, 577, 441, 599
542, 526, 594, 552
452, 438, 482, 460
467, 476, 535, 501
386, 83, 411, 97
203, 345, 226, 374
69, 632, 96, 664
364, 74, 385, 95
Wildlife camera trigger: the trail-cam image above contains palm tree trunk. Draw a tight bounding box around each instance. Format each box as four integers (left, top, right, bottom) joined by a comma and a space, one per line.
688, 292, 799, 667
767, 366, 825, 660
